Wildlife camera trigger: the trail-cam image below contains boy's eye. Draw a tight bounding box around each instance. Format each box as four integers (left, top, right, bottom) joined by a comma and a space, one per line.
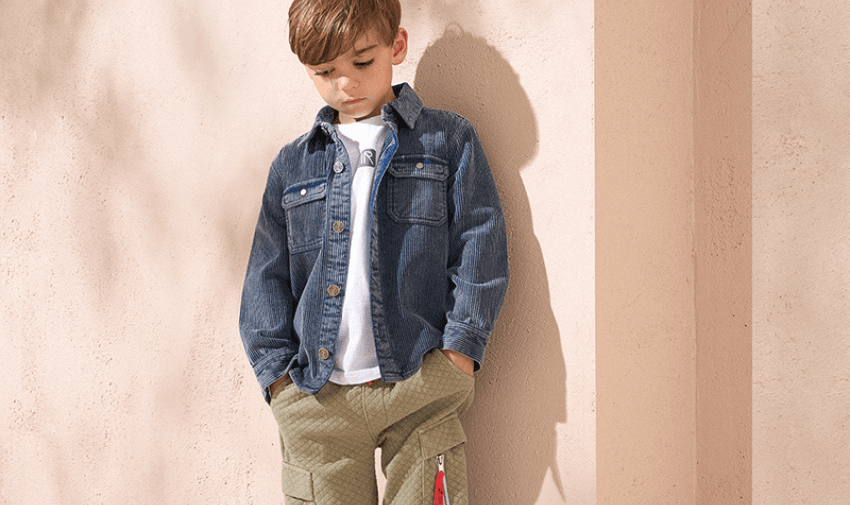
314, 69, 332, 76
354, 59, 374, 67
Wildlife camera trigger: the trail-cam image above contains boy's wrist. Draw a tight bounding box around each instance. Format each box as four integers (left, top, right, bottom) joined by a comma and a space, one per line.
440, 349, 475, 377
269, 373, 292, 397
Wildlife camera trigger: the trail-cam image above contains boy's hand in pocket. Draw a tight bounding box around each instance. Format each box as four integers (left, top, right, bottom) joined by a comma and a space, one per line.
441, 349, 474, 377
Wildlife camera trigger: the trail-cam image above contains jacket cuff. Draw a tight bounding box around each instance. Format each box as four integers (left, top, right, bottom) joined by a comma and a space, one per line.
254, 352, 296, 404
441, 321, 492, 371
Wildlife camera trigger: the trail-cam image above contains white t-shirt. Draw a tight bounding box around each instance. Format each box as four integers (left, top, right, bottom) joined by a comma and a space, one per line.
329, 116, 390, 385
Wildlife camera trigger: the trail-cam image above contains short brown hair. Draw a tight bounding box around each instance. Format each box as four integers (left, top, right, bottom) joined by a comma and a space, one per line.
288, 0, 401, 65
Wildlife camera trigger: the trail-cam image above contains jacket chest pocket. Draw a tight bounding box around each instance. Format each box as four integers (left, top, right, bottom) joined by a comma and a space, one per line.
282, 179, 327, 253
387, 155, 448, 226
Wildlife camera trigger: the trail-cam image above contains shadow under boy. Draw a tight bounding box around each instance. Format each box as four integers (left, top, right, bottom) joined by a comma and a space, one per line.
239, 0, 509, 503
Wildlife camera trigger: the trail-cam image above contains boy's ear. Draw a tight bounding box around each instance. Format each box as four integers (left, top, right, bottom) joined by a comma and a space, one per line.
391, 27, 408, 65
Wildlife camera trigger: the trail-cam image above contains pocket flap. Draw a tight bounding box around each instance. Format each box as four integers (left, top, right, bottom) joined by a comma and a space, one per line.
418, 414, 466, 461
281, 461, 314, 501
283, 179, 327, 209
389, 155, 448, 181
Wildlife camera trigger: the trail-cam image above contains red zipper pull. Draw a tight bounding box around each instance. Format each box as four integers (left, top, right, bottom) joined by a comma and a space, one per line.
434, 454, 450, 505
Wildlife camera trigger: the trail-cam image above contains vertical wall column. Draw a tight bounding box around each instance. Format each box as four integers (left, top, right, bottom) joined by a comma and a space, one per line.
596, 1, 697, 503
694, 1, 752, 503
597, 0, 753, 503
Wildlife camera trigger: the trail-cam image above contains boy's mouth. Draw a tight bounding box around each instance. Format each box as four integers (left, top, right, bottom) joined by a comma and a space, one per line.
343, 98, 365, 105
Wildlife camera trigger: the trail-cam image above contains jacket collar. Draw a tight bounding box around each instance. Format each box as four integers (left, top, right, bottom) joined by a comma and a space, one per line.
303, 83, 422, 144
384, 83, 422, 129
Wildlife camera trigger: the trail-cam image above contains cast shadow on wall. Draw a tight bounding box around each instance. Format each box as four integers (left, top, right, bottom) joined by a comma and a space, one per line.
414, 27, 568, 503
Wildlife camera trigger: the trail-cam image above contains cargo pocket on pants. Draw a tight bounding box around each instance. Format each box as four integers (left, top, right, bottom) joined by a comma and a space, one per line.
281, 461, 314, 503
419, 414, 468, 504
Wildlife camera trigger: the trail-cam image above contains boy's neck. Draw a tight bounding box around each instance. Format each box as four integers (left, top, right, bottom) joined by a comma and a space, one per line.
336, 108, 383, 125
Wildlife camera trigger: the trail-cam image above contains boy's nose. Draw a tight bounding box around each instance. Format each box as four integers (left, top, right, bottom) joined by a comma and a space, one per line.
337, 75, 357, 91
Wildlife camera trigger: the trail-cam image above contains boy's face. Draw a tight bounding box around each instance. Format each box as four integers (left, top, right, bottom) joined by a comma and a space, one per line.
305, 28, 408, 124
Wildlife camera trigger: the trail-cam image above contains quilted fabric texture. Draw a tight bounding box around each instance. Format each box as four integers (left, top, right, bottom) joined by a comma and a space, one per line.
270, 349, 475, 504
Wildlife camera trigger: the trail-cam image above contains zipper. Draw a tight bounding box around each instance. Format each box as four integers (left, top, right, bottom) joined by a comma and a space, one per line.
434, 454, 450, 505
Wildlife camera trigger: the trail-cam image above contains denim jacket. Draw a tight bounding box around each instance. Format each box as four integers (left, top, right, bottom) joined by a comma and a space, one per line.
239, 83, 509, 402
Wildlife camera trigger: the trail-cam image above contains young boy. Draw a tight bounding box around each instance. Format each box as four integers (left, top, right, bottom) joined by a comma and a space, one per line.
239, 0, 509, 502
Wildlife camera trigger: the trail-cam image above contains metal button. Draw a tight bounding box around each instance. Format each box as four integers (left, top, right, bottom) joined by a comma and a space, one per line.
318, 348, 330, 360
332, 221, 345, 233
415, 162, 424, 169
300, 188, 307, 196
327, 284, 340, 297
333, 162, 345, 173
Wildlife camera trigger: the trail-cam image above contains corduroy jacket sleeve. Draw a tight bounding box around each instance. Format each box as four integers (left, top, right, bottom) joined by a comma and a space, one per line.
239, 150, 300, 403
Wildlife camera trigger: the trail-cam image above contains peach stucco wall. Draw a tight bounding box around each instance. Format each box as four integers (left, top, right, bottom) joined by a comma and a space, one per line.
1, 1, 594, 504
595, 0, 698, 502
598, 1, 752, 503
595, 0, 848, 502
753, 1, 850, 503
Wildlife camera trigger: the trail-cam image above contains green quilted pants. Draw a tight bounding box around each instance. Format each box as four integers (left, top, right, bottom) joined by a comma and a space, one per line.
270, 349, 475, 504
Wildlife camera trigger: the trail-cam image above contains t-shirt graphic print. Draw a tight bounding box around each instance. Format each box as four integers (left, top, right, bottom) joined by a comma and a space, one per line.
360, 148, 377, 168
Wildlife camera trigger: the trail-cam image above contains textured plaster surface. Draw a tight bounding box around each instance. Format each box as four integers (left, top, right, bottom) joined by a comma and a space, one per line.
0, 1, 595, 504
753, 1, 850, 503
694, 1, 752, 503
596, 1, 697, 503
597, 2, 754, 503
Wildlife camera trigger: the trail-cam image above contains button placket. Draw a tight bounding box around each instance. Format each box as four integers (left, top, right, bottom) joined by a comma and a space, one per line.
320, 149, 347, 375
